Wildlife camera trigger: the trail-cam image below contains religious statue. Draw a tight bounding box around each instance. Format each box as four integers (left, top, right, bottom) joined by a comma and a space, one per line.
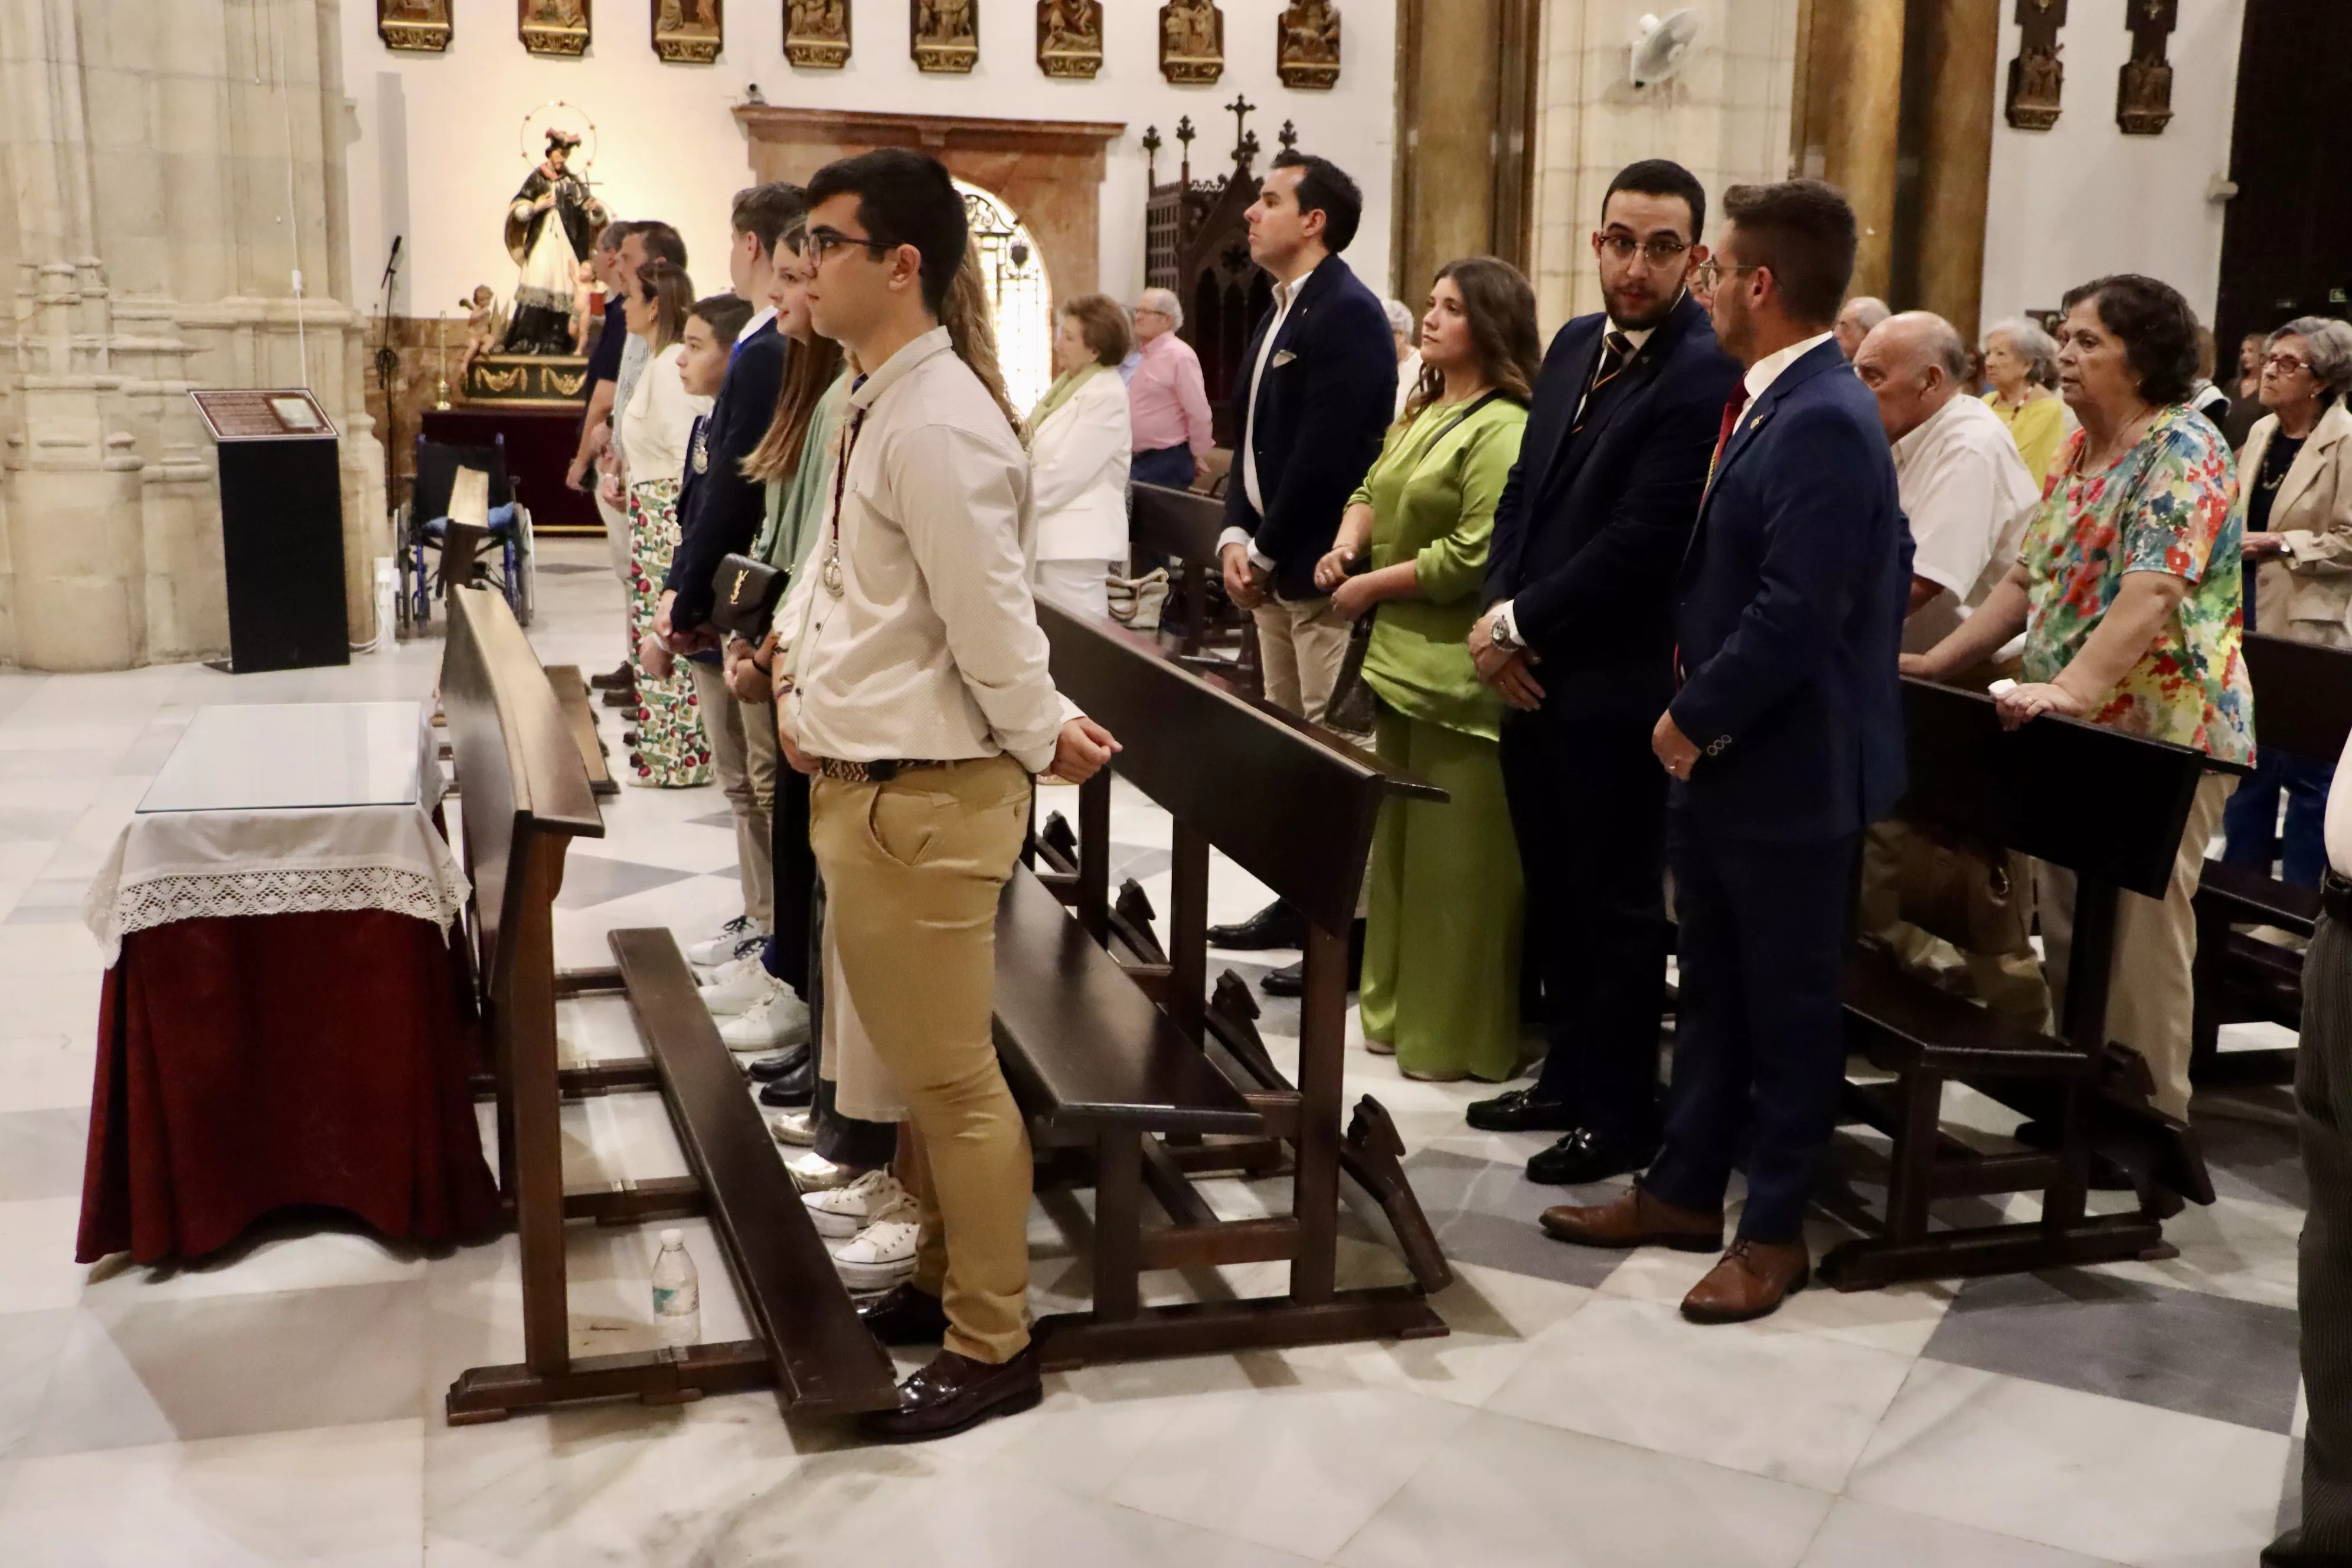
652, 0, 721, 62
2115, 0, 2178, 135
378, 0, 450, 51
519, 0, 590, 56
501, 130, 607, 355
1275, 0, 1340, 90
785, 0, 850, 67
2005, 0, 2066, 130
1159, 0, 1223, 86
458, 286, 507, 383
1037, 0, 1102, 80
912, 0, 978, 73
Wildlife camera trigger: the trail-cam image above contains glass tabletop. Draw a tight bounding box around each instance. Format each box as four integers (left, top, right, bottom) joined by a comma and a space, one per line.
138, 702, 427, 814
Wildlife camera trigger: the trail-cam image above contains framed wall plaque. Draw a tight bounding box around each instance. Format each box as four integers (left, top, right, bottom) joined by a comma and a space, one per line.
520, 0, 592, 56
912, 0, 978, 73
1276, 0, 1340, 90
1037, 0, 1102, 80
785, 0, 851, 67
378, 0, 451, 51
1159, 0, 1223, 85
654, 0, 722, 61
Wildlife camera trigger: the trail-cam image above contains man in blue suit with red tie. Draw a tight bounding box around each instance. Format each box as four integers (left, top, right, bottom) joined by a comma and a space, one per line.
1539, 179, 1910, 1325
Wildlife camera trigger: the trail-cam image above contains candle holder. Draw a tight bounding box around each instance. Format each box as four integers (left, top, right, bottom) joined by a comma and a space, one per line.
433, 318, 453, 410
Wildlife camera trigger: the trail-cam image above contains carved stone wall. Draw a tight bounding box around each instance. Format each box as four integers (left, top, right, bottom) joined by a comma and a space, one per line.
0, 0, 384, 671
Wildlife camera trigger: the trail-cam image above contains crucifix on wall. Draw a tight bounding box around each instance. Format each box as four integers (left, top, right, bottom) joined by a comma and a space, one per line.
2117, 0, 2178, 135
2005, 0, 2065, 130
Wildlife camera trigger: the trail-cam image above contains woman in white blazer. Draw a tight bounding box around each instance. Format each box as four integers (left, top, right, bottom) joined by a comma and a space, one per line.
1024, 294, 1134, 619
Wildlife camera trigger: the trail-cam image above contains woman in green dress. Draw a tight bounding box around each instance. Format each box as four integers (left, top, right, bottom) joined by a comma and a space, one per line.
1315, 257, 1543, 1082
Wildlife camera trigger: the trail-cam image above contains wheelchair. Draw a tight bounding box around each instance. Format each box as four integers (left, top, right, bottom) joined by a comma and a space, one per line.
397, 436, 535, 634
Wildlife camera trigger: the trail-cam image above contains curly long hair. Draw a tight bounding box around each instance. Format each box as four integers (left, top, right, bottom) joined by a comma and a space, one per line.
1398, 256, 1542, 426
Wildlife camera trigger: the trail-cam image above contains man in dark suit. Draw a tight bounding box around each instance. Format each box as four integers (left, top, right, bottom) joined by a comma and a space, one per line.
1204, 151, 1397, 960
1538, 179, 1909, 1325
1464, 159, 1742, 1185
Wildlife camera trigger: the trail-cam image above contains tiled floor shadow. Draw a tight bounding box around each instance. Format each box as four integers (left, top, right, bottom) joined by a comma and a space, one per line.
552, 857, 697, 910
2200, 1098, 2307, 1210
1397, 1146, 1628, 1289
1923, 1266, 2302, 1432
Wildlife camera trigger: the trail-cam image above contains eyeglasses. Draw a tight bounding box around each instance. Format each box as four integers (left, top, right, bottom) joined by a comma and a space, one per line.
805, 226, 897, 264
1596, 233, 1692, 267
1133, 306, 1171, 319
1691, 260, 1762, 290
2265, 352, 2312, 375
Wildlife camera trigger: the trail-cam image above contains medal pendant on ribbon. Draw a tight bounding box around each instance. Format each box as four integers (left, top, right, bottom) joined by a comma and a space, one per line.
822, 548, 844, 597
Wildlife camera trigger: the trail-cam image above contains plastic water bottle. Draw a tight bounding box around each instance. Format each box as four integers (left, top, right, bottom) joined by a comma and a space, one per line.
651, 1229, 700, 1347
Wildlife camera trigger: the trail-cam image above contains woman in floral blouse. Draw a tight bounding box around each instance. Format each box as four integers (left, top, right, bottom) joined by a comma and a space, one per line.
1907, 273, 2249, 1122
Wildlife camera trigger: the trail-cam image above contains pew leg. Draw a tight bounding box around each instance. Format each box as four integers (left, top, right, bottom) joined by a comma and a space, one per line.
1092, 1129, 1144, 1324
2189, 899, 2229, 1082
1886, 1071, 1942, 1245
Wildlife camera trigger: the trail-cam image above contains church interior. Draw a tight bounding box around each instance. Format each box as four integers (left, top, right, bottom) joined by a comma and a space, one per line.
0, 0, 2347, 1562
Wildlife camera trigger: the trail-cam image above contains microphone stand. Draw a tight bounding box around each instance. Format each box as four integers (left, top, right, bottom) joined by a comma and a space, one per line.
374, 238, 405, 631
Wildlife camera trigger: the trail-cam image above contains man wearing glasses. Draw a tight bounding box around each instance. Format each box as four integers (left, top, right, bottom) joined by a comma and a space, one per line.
1464, 159, 1741, 1190
1126, 288, 1213, 491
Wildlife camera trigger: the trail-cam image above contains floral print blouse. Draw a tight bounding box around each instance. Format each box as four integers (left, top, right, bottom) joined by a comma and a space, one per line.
2019, 404, 2253, 763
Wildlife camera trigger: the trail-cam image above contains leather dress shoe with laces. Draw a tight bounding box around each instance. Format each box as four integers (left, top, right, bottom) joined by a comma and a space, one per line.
1465, 1089, 1581, 1133
1207, 899, 1304, 951
756, 1057, 815, 1108
857, 1283, 950, 1345
1538, 1185, 1723, 1252
1680, 1237, 1809, 1324
601, 686, 636, 708
1526, 1127, 1658, 1186
746, 1044, 811, 1083
860, 1346, 1044, 1443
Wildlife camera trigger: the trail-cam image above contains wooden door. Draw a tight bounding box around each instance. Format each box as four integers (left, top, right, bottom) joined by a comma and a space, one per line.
2215, 0, 2352, 354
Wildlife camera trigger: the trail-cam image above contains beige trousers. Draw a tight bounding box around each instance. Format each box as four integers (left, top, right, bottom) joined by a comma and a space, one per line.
1252, 592, 1355, 724
1854, 821, 2052, 1028
2035, 770, 2235, 1121
809, 754, 1035, 1363
594, 489, 633, 586
687, 662, 778, 929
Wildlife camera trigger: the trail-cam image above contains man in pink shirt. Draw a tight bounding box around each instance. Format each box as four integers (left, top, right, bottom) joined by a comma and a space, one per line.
1127, 288, 1214, 490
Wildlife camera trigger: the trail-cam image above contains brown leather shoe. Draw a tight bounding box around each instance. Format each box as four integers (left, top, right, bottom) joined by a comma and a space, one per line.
1537, 1185, 1723, 1253
1680, 1238, 1810, 1324
859, 1346, 1043, 1443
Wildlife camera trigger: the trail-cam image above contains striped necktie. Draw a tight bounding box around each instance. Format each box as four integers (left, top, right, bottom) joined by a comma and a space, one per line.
1573, 330, 1636, 436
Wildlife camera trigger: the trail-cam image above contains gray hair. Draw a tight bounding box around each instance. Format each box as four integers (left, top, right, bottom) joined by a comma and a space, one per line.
1137, 286, 1184, 332
1984, 316, 2061, 388
1841, 296, 1890, 332
2272, 316, 2352, 398
1383, 298, 1416, 341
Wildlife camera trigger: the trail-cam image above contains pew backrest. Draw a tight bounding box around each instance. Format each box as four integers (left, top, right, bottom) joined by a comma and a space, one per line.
1129, 482, 1227, 567
2243, 632, 2352, 763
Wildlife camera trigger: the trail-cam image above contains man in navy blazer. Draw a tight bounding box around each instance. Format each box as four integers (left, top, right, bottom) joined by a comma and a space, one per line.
1204, 151, 1397, 963
1464, 159, 1742, 1186
1539, 180, 1909, 1325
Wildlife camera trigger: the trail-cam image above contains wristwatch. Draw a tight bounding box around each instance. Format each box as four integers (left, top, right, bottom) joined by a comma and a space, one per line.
1488, 609, 1522, 654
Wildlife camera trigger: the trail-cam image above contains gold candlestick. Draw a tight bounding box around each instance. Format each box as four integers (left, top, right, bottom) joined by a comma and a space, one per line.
433, 318, 453, 409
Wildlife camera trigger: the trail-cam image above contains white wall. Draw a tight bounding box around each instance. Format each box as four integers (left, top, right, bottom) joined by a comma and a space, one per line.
339, 0, 1397, 328
1979, 0, 2243, 326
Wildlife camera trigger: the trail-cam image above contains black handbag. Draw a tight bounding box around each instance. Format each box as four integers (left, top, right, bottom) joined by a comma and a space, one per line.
708, 553, 788, 641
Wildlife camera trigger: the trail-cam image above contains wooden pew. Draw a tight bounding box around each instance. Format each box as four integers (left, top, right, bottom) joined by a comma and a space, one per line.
1129, 481, 1258, 685
1820, 678, 2217, 1290
1002, 599, 1452, 1369
541, 664, 618, 798
436, 586, 896, 1425
2190, 632, 2352, 1082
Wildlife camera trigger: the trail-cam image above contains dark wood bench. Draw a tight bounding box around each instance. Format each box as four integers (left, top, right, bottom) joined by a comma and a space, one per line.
2190, 631, 2352, 1083
998, 599, 1452, 1369
1821, 678, 2217, 1290
542, 664, 618, 798
437, 585, 895, 1425
1129, 481, 1258, 687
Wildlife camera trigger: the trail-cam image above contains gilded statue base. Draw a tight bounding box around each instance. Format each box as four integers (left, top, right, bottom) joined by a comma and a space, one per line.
462, 354, 592, 408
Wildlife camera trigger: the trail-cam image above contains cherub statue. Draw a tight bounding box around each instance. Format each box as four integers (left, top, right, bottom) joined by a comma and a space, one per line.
458, 285, 505, 378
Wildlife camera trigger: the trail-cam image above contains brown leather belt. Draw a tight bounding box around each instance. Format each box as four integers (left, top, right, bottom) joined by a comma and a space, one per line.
814, 757, 950, 784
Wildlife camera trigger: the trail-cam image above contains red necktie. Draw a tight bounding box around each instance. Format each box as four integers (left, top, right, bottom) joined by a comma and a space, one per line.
1707, 383, 1752, 485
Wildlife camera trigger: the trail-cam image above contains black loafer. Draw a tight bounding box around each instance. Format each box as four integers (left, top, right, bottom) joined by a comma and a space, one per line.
746, 1044, 811, 1083
1207, 899, 1304, 951
1526, 1126, 1658, 1187
857, 1283, 951, 1346
860, 1347, 1043, 1443
757, 1059, 815, 1108
1465, 1088, 1582, 1133
1260, 959, 1304, 997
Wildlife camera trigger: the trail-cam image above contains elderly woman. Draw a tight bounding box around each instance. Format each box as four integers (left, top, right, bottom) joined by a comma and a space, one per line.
1385, 297, 1421, 420
1025, 293, 1133, 619
2218, 318, 2352, 888
1907, 273, 2253, 1124
1981, 316, 2071, 489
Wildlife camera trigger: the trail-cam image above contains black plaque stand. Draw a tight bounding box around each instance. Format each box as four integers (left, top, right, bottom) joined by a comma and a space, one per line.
192, 390, 351, 672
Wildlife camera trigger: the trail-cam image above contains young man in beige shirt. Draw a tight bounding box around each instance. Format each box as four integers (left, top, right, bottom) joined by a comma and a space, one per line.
778, 148, 1118, 1442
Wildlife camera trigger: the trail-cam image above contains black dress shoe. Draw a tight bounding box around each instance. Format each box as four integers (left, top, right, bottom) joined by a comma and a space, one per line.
1207, 899, 1304, 951
757, 1058, 815, 1108
1259, 919, 1366, 997
746, 1044, 811, 1083
589, 662, 636, 691
1465, 1088, 1582, 1133
857, 1283, 950, 1345
1526, 1127, 1658, 1187
860, 1347, 1043, 1443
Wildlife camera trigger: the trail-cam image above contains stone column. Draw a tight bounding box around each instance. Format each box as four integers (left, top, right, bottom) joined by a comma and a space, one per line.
1393, 0, 1541, 302
1791, 0, 1906, 300
1911, 0, 2000, 343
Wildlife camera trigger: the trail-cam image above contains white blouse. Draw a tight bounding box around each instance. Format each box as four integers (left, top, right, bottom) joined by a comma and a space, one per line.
1027, 370, 1133, 563
619, 341, 708, 489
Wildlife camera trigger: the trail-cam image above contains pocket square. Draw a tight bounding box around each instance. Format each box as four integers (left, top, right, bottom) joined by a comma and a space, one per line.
1272, 349, 1298, 368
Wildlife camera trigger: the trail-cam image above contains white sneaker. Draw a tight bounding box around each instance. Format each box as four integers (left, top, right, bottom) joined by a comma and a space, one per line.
785, 1150, 851, 1192
686, 916, 765, 969
702, 965, 780, 1017
718, 988, 811, 1054
830, 1192, 919, 1291
804, 1169, 907, 1239
701, 952, 765, 986
769, 1109, 816, 1148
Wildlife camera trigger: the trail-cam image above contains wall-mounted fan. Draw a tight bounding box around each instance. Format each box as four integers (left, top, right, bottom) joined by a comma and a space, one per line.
1629, 9, 1703, 89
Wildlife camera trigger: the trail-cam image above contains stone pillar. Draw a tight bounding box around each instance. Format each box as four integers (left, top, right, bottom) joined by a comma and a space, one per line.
1791, 0, 1906, 300
1909, 0, 2000, 344
1393, 0, 1541, 302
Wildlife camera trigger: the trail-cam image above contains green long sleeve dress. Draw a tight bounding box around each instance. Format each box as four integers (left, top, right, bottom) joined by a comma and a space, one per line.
1353, 394, 1529, 1082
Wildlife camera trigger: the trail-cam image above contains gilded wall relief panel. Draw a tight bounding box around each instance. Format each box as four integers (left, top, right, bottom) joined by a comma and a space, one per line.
785, 0, 851, 67
1276, 1, 1339, 90
379, 0, 451, 52
1038, 0, 1103, 80
912, 0, 978, 73
654, 0, 723, 62
1159, 1, 1223, 86
521, 0, 592, 56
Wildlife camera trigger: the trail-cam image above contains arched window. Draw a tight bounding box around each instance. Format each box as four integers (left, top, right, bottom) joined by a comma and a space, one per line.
955, 179, 1053, 415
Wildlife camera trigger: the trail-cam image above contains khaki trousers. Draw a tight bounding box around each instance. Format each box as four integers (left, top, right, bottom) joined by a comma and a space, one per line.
686, 662, 778, 929
2035, 770, 2235, 1120
809, 754, 1034, 1363
1854, 821, 2052, 1028
1251, 592, 1355, 725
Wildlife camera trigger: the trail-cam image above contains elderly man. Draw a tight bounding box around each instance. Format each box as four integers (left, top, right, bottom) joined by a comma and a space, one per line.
1834, 294, 1889, 360
1128, 287, 1214, 491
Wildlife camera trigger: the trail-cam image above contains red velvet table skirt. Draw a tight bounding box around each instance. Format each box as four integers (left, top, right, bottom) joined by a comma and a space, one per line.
76, 909, 501, 1265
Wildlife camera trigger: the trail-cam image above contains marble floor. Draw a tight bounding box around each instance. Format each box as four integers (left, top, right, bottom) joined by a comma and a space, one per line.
0, 537, 2310, 1566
